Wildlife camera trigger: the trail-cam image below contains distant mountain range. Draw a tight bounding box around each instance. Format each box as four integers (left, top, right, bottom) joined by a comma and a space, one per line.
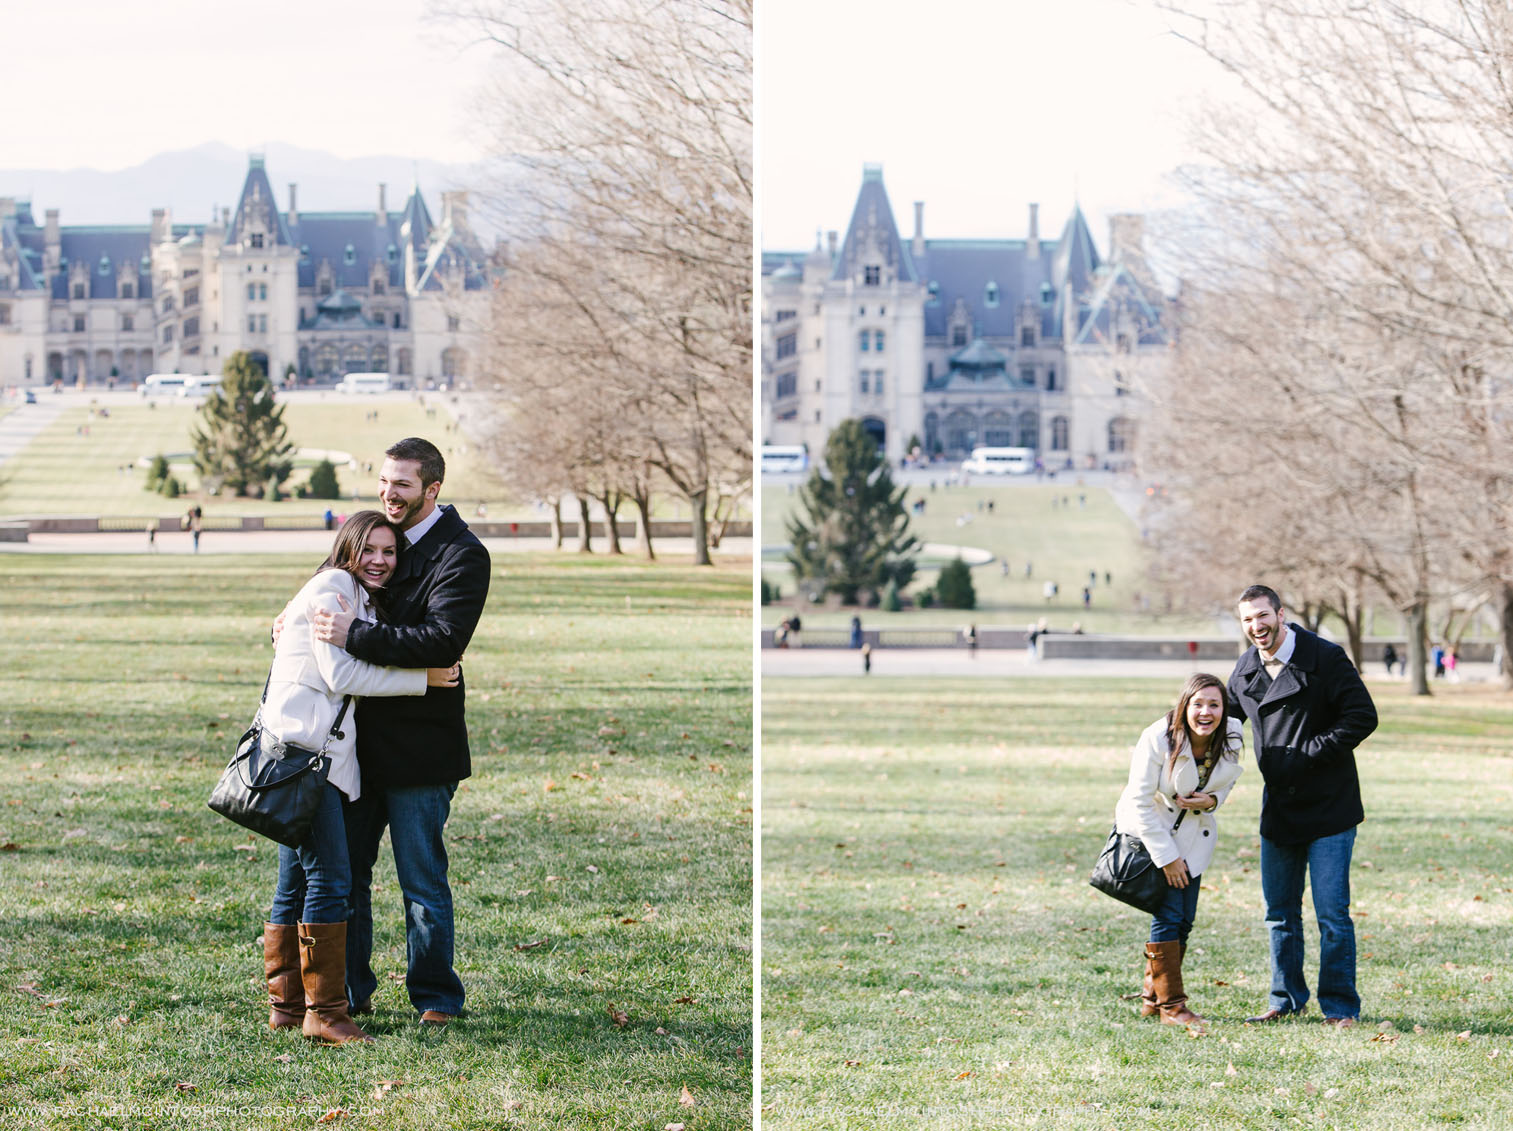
0, 142, 489, 230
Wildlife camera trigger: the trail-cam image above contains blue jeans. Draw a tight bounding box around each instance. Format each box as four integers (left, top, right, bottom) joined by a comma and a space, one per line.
269, 783, 351, 925
1260, 827, 1359, 1019
343, 783, 464, 1016
1149, 873, 1201, 945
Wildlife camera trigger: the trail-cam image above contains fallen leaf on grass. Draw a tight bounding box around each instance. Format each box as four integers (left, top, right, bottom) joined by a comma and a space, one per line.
0, 843, 18, 852
372, 1079, 405, 1099
544, 779, 558, 792
571, 772, 591, 780
609, 1005, 630, 1027
655, 1027, 669, 1035
1324, 1088, 1340, 1099
232, 844, 257, 853
315, 1109, 350, 1123
1304, 1084, 1318, 1096
175, 836, 192, 844
1414, 1024, 1426, 1034
679, 1084, 696, 1107
273, 1054, 294, 1063
587, 865, 600, 874
1225, 1062, 1238, 1076
174, 1082, 196, 1093
844, 1059, 862, 1067
621, 918, 639, 925
673, 996, 697, 1005
513, 939, 548, 952
15, 983, 43, 998
954, 1071, 975, 1080
112, 1015, 131, 1027
1371, 1032, 1400, 1044
665, 1124, 686, 1131
1457, 1031, 1472, 1041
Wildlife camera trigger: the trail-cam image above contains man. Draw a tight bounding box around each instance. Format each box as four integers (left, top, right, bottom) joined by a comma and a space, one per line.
1227, 584, 1377, 1028
311, 436, 491, 1028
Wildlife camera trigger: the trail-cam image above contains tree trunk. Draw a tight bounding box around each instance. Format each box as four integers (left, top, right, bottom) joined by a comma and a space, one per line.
596, 494, 623, 554
689, 485, 711, 566
1406, 600, 1431, 696
576, 496, 593, 552
548, 497, 564, 550
633, 492, 656, 560
1498, 581, 1513, 691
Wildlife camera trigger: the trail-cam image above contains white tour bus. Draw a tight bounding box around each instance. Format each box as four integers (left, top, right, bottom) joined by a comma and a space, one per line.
760, 445, 809, 474
960, 446, 1035, 475
335, 372, 392, 395
142, 374, 218, 397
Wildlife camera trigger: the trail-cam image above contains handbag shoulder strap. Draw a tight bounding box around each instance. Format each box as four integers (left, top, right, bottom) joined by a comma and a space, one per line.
1170, 747, 1221, 833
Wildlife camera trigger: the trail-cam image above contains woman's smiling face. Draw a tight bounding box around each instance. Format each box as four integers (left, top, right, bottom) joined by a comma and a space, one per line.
1186, 685, 1224, 742
356, 525, 398, 590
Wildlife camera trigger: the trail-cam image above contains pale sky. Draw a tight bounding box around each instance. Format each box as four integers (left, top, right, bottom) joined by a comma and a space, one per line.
758, 0, 1231, 256
1, 0, 494, 169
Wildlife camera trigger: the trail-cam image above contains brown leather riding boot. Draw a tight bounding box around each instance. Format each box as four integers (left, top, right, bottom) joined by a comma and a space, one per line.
1146, 940, 1205, 1030
264, 922, 305, 1030
298, 922, 376, 1045
1139, 948, 1158, 1017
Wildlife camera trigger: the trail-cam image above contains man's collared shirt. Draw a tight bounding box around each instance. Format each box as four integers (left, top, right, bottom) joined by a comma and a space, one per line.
1261, 624, 1297, 681
404, 503, 446, 547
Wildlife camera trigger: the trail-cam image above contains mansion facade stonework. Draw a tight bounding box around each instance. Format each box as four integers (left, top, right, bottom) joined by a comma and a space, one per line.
0, 155, 497, 389
761, 165, 1171, 469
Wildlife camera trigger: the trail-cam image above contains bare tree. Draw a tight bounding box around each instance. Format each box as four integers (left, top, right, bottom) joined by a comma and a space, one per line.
1148, 0, 1513, 688
439, 0, 752, 565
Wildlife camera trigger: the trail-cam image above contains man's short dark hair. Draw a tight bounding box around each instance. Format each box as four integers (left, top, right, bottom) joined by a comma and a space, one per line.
1238, 584, 1282, 611
386, 437, 445, 489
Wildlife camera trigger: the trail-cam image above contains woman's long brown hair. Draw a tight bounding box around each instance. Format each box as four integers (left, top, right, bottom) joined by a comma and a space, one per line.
315, 509, 403, 618
1164, 672, 1241, 777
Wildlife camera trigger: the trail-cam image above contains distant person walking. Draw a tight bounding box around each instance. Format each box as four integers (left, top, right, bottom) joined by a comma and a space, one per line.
189, 506, 203, 554
1381, 643, 1398, 677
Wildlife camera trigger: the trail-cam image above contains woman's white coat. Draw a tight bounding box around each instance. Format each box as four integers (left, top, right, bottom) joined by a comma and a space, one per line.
1114, 716, 1244, 875
262, 568, 426, 801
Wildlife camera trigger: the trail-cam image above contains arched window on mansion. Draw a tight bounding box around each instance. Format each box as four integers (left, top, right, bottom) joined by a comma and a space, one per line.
1050, 415, 1069, 451
315, 343, 340, 378
441, 347, 467, 379
1108, 416, 1134, 453
1017, 410, 1039, 449
396, 348, 412, 376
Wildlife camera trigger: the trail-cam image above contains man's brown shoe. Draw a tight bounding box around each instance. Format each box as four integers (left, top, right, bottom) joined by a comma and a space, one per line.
419, 1010, 455, 1028
1323, 1016, 1356, 1029
1245, 1007, 1301, 1024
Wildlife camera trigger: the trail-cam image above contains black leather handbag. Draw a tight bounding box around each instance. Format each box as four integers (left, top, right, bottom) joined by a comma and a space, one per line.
1090, 759, 1215, 914
207, 674, 351, 849
1089, 826, 1174, 914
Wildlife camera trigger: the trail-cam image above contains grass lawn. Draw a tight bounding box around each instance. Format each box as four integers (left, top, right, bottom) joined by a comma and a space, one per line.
0, 553, 752, 1130
761, 676, 1513, 1130
0, 400, 514, 518
761, 483, 1213, 636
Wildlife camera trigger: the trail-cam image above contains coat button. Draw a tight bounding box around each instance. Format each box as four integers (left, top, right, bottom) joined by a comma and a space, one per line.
1202, 829, 1210, 836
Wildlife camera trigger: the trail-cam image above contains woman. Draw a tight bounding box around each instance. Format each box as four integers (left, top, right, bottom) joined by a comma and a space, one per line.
1114, 673, 1243, 1030
261, 510, 458, 1045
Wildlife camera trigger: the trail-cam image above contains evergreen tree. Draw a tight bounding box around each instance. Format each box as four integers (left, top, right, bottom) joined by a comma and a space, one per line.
935, 557, 977, 609
144, 453, 169, 492
305, 459, 341, 500
784, 419, 918, 605
190, 351, 294, 497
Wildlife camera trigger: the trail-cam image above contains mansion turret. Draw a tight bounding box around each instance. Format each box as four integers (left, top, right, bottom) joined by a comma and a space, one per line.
761, 165, 1171, 469
0, 155, 498, 388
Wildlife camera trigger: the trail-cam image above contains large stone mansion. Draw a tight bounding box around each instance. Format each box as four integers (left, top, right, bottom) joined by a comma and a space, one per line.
761, 165, 1171, 468
0, 155, 498, 389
